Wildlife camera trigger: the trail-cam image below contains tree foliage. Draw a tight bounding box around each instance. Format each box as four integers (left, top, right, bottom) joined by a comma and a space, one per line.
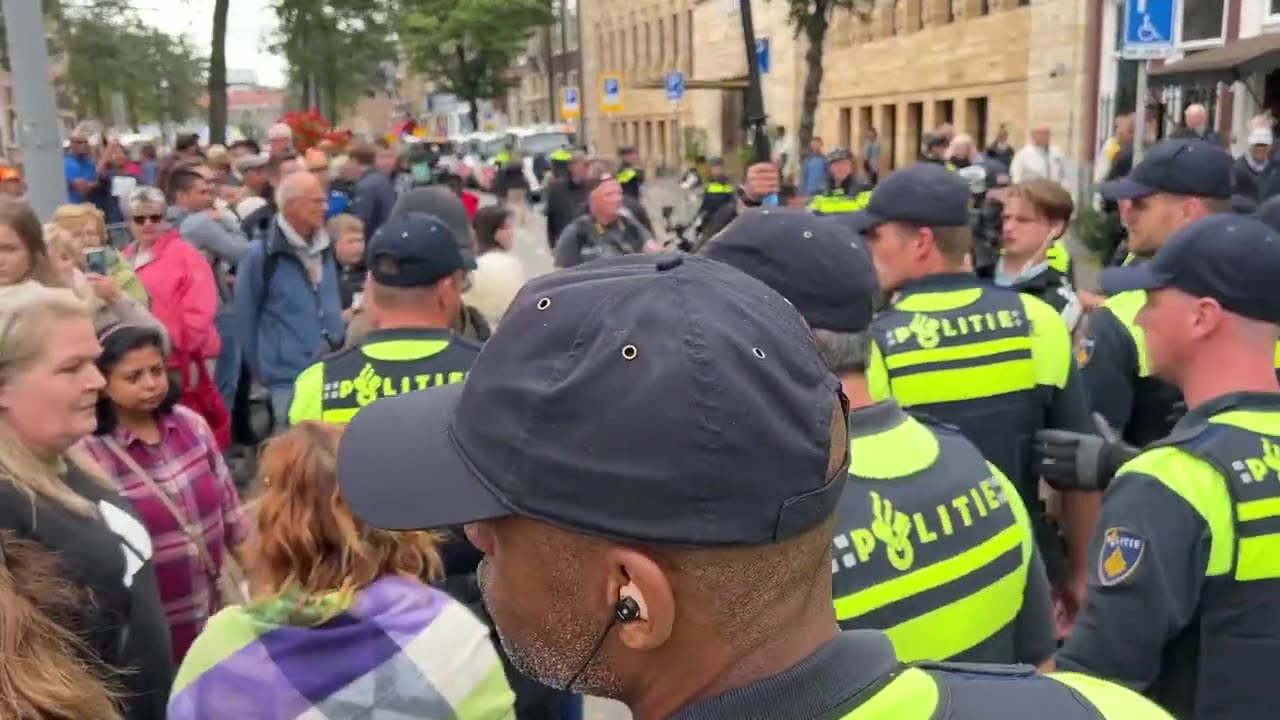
271, 0, 397, 119
398, 0, 554, 130
0, 0, 206, 127
782, 0, 873, 153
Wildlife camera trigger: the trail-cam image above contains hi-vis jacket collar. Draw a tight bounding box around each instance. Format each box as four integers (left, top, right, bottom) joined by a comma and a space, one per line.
897, 272, 980, 296
1179, 392, 1280, 430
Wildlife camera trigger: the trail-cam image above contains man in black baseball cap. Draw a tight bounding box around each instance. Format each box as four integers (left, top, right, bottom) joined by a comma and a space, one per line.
847, 162, 1094, 605
1054, 215, 1280, 719
1068, 137, 1238, 459
702, 210, 1056, 667
287, 212, 481, 426
336, 253, 1172, 720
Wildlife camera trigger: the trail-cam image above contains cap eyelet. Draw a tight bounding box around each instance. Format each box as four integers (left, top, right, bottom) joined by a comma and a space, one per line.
752, 347, 767, 360
803, 230, 813, 239
622, 344, 638, 361
536, 297, 551, 310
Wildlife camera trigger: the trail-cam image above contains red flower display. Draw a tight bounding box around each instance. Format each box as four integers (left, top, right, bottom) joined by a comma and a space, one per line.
279, 108, 331, 153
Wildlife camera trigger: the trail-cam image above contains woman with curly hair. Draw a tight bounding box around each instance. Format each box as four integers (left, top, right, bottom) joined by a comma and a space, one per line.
169, 421, 514, 720
0, 531, 123, 720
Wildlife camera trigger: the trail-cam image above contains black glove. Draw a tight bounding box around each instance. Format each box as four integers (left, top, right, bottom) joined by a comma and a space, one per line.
1035, 429, 1139, 492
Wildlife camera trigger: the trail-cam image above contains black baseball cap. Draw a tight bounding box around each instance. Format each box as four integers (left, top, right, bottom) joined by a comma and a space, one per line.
700, 208, 878, 333
846, 163, 971, 233
828, 147, 854, 162
337, 253, 846, 544
1100, 214, 1280, 324
1095, 139, 1233, 200
367, 213, 467, 288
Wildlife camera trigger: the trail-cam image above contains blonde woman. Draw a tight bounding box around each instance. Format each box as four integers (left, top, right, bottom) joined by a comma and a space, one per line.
43, 223, 165, 338
0, 283, 173, 719
170, 422, 515, 720
0, 531, 123, 720
50, 202, 149, 306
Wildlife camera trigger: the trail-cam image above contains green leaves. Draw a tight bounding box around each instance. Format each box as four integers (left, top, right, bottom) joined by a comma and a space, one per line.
398, 0, 553, 125
270, 0, 397, 116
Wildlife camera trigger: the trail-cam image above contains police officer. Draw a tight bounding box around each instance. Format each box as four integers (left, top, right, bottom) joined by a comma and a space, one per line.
616, 144, 645, 199
337, 253, 1172, 720
703, 209, 1055, 667
549, 145, 573, 180
1082, 139, 1248, 447
809, 147, 872, 214
697, 157, 736, 225
1054, 215, 1280, 720
849, 163, 1094, 605
287, 213, 481, 425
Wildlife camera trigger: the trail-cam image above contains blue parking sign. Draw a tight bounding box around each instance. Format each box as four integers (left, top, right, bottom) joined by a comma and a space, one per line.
1121, 0, 1174, 59
756, 37, 770, 75
665, 71, 684, 101
602, 75, 623, 112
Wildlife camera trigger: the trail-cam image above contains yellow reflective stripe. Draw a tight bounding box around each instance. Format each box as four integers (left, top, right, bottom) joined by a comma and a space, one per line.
889, 359, 1036, 404
321, 407, 360, 424
849, 416, 940, 479
362, 339, 450, 362
1102, 290, 1150, 377
617, 168, 637, 183
1237, 534, 1280, 581
839, 668, 938, 720
809, 195, 865, 214
833, 523, 1024, 618
867, 340, 892, 402
1118, 447, 1234, 576
1238, 497, 1280, 523
884, 336, 1032, 371
705, 182, 734, 194
1274, 341, 1279, 368
894, 288, 984, 313
883, 561, 1027, 662
1050, 673, 1175, 718
288, 362, 325, 426
1020, 294, 1073, 388
1045, 239, 1070, 274
1209, 410, 1280, 436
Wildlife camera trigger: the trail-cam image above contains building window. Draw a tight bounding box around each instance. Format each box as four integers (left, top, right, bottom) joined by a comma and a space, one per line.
632, 25, 639, 66
1272, 0, 1280, 17
645, 22, 651, 65
619, 29, 627, 69
944, 0, 955, 24
672, 13, 680, 59
1179, 0, 1225, 47
910, 0, 923, 31
1018, 0, 1029, 6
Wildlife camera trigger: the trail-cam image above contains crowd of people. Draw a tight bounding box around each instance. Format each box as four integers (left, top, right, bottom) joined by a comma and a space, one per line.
0, 107, 1277, 720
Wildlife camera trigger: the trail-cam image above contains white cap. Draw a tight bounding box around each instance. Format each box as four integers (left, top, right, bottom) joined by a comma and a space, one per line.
1249, 127, 1273, 146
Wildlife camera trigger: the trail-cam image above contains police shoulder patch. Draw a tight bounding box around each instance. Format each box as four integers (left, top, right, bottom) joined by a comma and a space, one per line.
1098, 527, 1146, 586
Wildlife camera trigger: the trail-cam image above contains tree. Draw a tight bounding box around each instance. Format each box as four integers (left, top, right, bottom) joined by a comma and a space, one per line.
399, 0, 553, 131
208, 0, 230, 144
271, 0, 396, 119
783, 0, 872, 153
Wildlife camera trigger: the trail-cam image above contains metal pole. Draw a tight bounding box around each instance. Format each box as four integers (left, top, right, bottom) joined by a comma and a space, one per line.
739, 0, 770, 164
1134, 60, 1148, 163
2, 0, 67, 219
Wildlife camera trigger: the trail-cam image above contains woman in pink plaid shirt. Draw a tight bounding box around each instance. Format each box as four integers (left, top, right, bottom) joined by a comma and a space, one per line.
78, 323, 249, 664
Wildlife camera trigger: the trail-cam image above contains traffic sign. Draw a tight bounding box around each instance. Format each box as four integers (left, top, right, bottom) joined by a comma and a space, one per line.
756, 37, 771, 75
602, 75, 623, 113
665, 71, 685, 102
561, 86, 580, 119
1121, 0, 1175, 60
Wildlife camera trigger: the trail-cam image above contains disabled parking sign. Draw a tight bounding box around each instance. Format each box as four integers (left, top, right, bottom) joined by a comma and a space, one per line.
602, 75, 623, 113
1121, 0, 1174, 59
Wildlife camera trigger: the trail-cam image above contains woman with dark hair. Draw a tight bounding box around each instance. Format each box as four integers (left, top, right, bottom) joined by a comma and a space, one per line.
0, 198, 62, 289
465, 205, 525, 327
77, 323, 248, 665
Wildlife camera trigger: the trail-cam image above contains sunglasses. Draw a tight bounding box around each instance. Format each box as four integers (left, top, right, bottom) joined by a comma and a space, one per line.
131, 214, 164, 225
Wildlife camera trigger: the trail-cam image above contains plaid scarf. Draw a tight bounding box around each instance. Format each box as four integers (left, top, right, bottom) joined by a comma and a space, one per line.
168, 576, 515, 719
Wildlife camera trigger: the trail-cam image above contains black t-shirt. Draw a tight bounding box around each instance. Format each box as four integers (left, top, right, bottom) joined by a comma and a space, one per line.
0, 463, 173, 720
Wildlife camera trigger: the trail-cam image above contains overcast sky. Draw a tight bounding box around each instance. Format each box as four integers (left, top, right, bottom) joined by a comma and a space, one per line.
138, 0, 287, 88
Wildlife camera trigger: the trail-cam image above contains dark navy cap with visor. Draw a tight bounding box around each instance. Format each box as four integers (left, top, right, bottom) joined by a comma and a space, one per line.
845, 163, 971, 233
1095, 139, 1234, 201
337, 253, 847, 545
700, 207, 879, 333
1100, 214, 1280, 325
367, 213, 468, 288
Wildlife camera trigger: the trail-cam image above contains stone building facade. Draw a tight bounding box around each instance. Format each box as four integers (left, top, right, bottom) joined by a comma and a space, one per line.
817, 0, 1094, 187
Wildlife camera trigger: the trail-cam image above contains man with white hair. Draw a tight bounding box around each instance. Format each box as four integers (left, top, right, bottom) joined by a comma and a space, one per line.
1183, 103, 1220, 145
232, 171, 345, 428
1011, 125, 1066, 185
267, 122, 294, 159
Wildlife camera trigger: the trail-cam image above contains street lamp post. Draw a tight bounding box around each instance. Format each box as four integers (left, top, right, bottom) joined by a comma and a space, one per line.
738, 0, 770, 167
1, 0, 67, 218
